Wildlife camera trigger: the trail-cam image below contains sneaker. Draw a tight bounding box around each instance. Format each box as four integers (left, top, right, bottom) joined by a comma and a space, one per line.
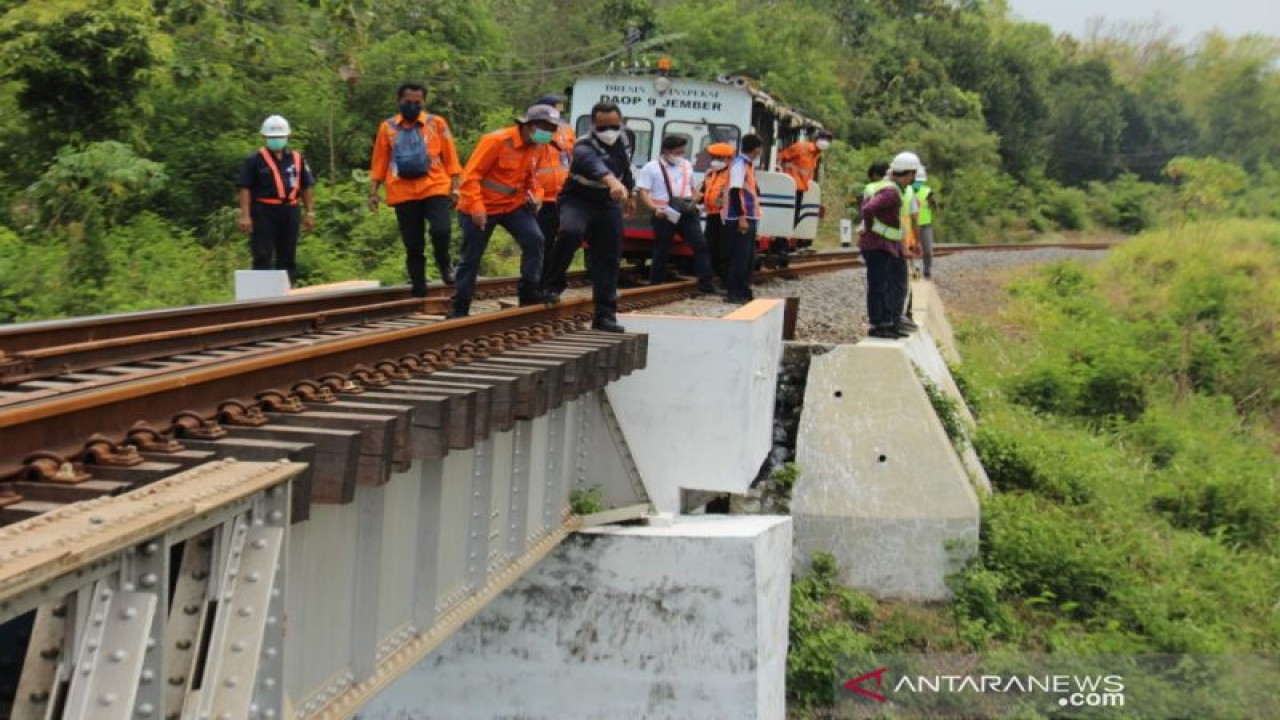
898, 317, 919, 330
444, 309, 468, 320
868, 327, 900, 339
591, 318, 625, 333
544, 292, 561, 305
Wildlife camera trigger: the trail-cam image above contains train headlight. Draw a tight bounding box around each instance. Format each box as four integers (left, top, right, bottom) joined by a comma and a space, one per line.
653, 75, 672, 94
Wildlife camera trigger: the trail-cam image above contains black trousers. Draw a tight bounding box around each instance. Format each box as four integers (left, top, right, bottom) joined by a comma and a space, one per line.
704, 214, 728, 283
536, 201, 561, 287
649, 211, 714, 287
863, 249, 897, 329
393, 195, 453, 294
725, 218, 757, 300
249, 203, 300, 283
891, 253, 910, 319
546, 194, 622, 323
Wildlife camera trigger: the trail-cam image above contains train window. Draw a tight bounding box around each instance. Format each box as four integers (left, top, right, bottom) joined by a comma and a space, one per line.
663, 121, 742, 171
573, 116, 653, 167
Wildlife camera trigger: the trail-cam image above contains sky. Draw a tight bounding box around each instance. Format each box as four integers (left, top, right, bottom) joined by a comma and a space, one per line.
1006, 0, 1280, 40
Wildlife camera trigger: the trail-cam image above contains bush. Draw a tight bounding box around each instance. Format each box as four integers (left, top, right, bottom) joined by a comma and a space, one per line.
1087, 173, 1158, 233
972, 424, 1094, 504
788, 553, 878, 711
1038, 184, 1090, 231
947, 564, 1023, 648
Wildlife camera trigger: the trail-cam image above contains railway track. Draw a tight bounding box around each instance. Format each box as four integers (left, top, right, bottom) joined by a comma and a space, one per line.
0, 242, 1111, 524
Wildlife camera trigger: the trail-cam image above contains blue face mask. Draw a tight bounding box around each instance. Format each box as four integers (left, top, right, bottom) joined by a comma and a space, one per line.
530, 128, 554, 145
266, 137, 288, 151
911, 180, 923, 191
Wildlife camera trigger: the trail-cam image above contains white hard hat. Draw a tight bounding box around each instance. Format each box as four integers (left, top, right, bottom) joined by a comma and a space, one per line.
917, 167, 928, 181
260, 115, 291, 137
890, 151, 921, 173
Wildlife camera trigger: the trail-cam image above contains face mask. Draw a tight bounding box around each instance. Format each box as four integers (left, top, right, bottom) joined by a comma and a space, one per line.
912, 180, 923, 191
594, 128, 622, 145
530, 128, 554, 145
662, 153, 684, 164
816, 139, 831, 150
399, 102, 422, 121
708, 160, 727, 171
265, 137, 288, 151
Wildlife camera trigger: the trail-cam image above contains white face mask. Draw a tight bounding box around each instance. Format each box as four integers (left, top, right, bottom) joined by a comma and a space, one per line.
662, 153, 684, 164
594, 129, 622, 145
816, 139, 831, 150
708, 160, 727, 170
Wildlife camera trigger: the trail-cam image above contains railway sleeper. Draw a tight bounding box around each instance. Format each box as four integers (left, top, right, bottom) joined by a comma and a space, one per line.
258, 411, 398, 488
390, 381, 492, 444
217, 425, 360, 504
175, 437, 315, 522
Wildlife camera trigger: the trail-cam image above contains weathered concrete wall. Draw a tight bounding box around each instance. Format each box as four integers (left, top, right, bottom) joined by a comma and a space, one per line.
359, 515, 793, 720
606, 300, 785, 514
791, 342, 979, 600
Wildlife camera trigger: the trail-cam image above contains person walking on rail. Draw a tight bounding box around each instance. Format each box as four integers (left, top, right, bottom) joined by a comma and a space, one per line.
859, 151, 919, 339
699, 142, 736, 285
913, 166, 937, 279
778, 128, 831, 225
237, 114, 315, 285
368, 82, 463, 296
723, 134, 765, 304
635, 135, 717, 294
446, 104, 561, 318
532, 94, 576, 290
542, 101, 635, 333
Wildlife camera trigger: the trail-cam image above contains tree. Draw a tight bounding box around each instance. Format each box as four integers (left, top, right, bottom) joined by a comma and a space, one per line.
1045, 59, 1128, 186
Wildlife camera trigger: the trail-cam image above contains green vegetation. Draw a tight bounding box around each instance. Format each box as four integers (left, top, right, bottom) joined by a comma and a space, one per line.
2, 1, 1280, 321
569, 486, 605, 515
788, 219, 1280, 716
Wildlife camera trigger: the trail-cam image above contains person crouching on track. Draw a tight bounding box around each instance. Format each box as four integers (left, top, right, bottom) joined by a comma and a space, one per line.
859, 151, 919, 339
446, 104, 560, 319
636, 135, 716, 294
237, 114, 315, 285
723, 134, 764, 304
542, 101, 635, 333
699, 142, 736, 286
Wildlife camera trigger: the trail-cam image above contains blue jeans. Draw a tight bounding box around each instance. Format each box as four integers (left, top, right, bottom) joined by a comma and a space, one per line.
452, 207, 544, 314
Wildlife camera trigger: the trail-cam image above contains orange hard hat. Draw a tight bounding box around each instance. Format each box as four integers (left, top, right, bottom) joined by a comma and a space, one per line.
707, 142, 735, 157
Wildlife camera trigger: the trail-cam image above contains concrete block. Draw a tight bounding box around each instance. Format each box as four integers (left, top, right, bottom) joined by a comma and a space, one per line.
606, 300, 784, 513
359, 515, 793, 720
235, 269, 291, 299
900, 327, 992, 495
911, 280, 960, 364
792, 343, 979, 600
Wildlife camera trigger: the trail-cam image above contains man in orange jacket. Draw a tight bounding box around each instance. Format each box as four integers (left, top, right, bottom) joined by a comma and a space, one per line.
368, 82, 463, 296
446, 104, 561, 318
778, 128, 831, 226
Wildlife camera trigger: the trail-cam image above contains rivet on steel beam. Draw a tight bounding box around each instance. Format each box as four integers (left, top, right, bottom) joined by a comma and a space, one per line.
139, 573, 159, 588
120, 607, 137, 621
137, 702, 155, 717
231, 641, 245, 653
141, 669, 155, 683
99, 692, 118, 706
109, 649, 126, 663
237, 607, 253, 618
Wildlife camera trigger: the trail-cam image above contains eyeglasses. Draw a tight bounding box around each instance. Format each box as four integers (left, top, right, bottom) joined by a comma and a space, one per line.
594, 125, 623, 132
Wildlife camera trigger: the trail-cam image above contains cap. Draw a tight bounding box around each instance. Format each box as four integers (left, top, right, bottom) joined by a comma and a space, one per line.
260, 114, 291, 137
534, 94, 566, 108
518, 104, 561, 125
706, 142, 736, 158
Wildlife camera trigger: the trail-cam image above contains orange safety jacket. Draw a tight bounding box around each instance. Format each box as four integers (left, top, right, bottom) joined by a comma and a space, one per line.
535, 125, 575, 201
701, 168, 730, 214
778, 140, 820, 192
457, 125, 544, 216
256, 148, 303, 205
369, 113, 463, 206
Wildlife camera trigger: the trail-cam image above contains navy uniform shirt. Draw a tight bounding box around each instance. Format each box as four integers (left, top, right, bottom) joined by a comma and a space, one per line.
560, 135, 634, 205
237, 148, 316, 202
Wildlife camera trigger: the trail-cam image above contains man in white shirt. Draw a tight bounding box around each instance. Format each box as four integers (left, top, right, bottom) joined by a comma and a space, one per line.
634, 135, 717, 293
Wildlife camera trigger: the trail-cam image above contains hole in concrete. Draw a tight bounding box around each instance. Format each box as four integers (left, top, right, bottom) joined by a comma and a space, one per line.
878, 454, 887, 463
834, 390, 843, 398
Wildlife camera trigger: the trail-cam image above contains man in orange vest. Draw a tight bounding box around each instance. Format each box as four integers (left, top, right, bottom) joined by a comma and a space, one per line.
698, 142, 736, 285
778, 128, 831, 224
532, 94, 575, 290
236, 114, 315, 284
368, 82, 464, 296
447, 104, 561, 318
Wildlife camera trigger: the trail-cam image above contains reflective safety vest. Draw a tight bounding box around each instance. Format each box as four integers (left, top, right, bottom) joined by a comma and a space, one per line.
256, 148, 303, 205
917, 185, 933, 226
702, 168, 730, 215
868, 182, 910, 242
862, 178, 892, 202
723, 154, 761, 220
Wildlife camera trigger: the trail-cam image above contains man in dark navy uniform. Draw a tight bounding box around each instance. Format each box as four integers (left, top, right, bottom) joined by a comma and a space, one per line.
237, 114, 315, 284
542, 101, 634, 333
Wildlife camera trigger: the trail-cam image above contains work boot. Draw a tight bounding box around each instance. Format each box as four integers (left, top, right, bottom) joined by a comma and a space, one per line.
517, 292, 543, 307
436, 261, 455, 285
591, 317, 625, 333
898, 316, 919, 331
543, 291, 561, 305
